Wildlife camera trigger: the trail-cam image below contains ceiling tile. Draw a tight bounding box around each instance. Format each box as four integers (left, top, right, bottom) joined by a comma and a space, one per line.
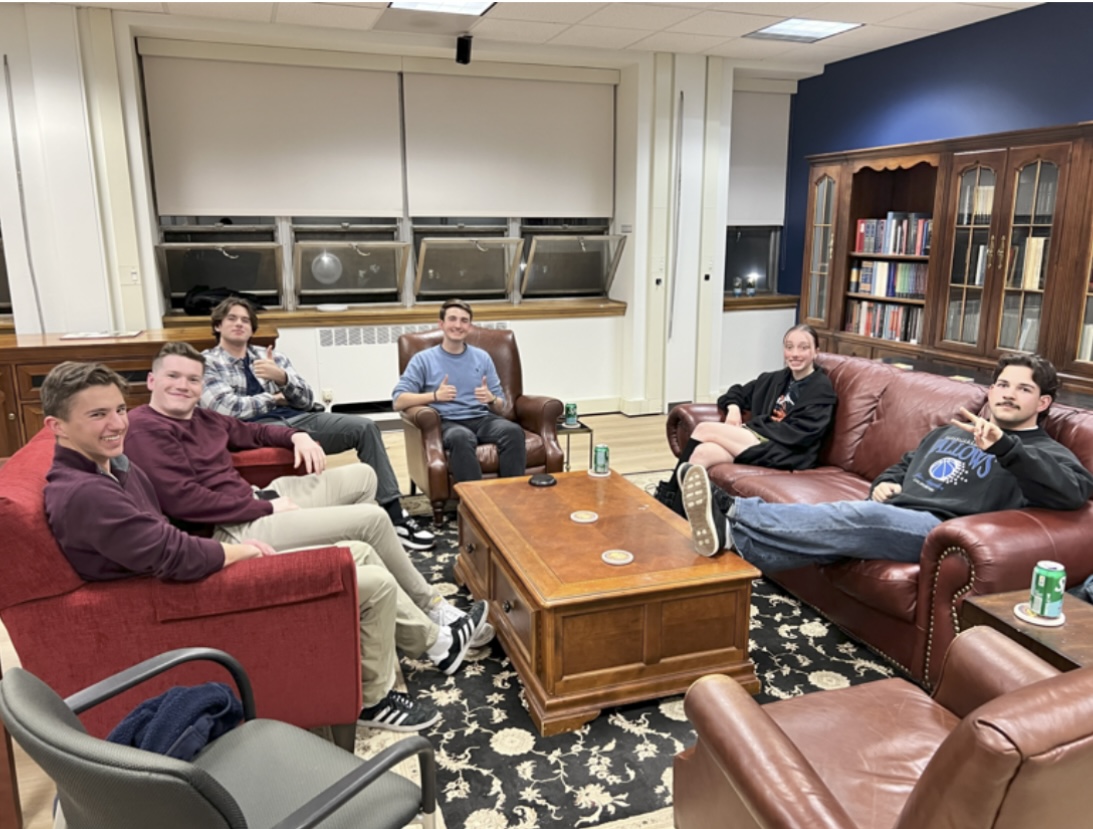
703, 37, 798, 60
485, 2, 605, 24
699, 2, 825, 15
80, 2, 167, 13
667, 10, 786, 38
580, 2, 704, 31
164, 2, 275, 23
803, 3, 928, 25
469, 18, 570, 43
548, 25, 650, 50
626, 31, 732, 54
817, 22, 937, 52
881, 3, 1018, 31
273, 3, 384, 29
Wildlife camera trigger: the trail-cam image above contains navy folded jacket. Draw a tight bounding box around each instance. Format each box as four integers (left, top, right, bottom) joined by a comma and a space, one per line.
106, 682, 243, 761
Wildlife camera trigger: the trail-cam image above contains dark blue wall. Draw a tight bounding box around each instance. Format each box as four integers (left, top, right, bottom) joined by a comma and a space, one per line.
783, 3, 1093, 297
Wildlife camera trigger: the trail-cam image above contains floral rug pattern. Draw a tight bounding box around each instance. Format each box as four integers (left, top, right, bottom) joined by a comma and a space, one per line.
362, 507, 895, 829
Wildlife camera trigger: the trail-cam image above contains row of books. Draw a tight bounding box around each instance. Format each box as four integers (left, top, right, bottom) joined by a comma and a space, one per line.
999, 310, 1040, 352
850, 261, 927, 299
855, 212, 933, 256
844, 300, 923, 344
1006, 237, 1049, 291
944, 298, 981, 344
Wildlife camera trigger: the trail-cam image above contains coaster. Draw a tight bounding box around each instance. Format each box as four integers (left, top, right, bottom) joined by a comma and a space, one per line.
587, 469, 610, 478
602, 549, 634, 566
570, 510, 599, 524
1013, 601, 1066, 627
561, 422, 583, 429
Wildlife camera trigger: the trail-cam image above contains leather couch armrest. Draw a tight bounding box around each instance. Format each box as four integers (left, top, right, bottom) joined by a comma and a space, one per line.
931, 627, 1060, 718
683, 675, 857, 829
667, 404, 723, 457
916, 505, 1093, 685
515, 395, 564, 472
400, 404, 441, 432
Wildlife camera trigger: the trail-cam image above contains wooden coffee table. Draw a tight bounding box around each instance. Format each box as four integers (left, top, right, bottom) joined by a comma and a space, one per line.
961, 589, 1093, 671
455, 471, 760, 736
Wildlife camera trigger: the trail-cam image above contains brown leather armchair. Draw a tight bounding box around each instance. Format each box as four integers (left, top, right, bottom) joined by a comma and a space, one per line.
674, 625, 1093, 829
397, 327, 564, 523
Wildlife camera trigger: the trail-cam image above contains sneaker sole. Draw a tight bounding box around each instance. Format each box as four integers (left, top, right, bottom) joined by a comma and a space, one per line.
357, 710, 441, 733
469, 620, 495, 649
681, 465, 721, 557
397, 537, 437, 551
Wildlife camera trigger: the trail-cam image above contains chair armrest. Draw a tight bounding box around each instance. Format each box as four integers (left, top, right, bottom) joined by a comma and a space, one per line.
916, 505, 1093, 685
667, 404, 723, 457
931, 627, 1059, 718
271, 735, 436, 829
231, 447, 298, 488
683, 675, 857, 829
399, 405, 441, 433
514, 394, 563, 435
65, 648, 255, 720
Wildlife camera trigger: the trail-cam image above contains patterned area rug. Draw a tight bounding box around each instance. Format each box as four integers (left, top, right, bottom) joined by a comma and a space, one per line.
361, 476, 895, 829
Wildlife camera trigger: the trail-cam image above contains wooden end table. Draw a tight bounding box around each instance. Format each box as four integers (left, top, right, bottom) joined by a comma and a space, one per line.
455, 471, 760, 736
960, 589, 1093, 671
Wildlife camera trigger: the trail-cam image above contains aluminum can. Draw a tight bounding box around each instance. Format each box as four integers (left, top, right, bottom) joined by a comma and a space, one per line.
564, 402, 578, 427
592, 443, 610, 475
1029, 560, 1066, 618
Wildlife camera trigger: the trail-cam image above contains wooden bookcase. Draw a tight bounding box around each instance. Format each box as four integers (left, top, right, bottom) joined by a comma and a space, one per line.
800, 123, 1093, 395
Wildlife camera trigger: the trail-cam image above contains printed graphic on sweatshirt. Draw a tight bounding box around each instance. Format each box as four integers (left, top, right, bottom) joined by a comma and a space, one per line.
909, 434, 995, 493
771, 380, 800, 422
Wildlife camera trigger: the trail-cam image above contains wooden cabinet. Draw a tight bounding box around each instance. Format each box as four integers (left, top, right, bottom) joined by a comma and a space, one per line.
0, 328, 275, 457
801, 124, 1093, 395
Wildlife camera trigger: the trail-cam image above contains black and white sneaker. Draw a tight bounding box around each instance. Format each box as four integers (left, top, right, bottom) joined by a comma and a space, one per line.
357, 690, 440, 732
435, 600, 489, 675
428, 598, 495, 648
395, 511, 436, 551
680, 463, 728, 557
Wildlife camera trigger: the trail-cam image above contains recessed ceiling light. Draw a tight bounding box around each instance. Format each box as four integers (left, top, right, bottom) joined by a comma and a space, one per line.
389, 1, 494, 15
745, 18, 861, 44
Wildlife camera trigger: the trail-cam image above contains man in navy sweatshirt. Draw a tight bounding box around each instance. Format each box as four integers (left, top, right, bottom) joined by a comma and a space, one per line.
42, 361, 439, 732
392, 298, 526, 482
679, 353, 1093, 569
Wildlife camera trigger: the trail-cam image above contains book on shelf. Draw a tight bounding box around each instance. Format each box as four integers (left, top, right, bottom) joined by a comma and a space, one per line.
849, 265, 861, 294
999, 304, 1021, 349
1018, 317, 1040, 352
973, 184, 995, 222
1079, 323, 1093, 362
973, 245, 988, 286
854, 214, 931, 255
1022, 237, 1046, 290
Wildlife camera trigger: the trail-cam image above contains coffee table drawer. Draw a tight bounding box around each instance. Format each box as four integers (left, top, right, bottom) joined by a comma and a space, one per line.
457, 510, 492, 600
491, 555, 534, 668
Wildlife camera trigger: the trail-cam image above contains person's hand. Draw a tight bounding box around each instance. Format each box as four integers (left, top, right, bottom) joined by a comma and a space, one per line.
270, 496, 300, 513
951, 406, 1003, 450
270, 392, 287, 405
221, 542, 263, 566
242, 538, 277, 556
474, 376, 496, 404
291, 433, 326, 474
871, 482, 902, 503
725, 405, 743, 427
252, 345, 288, 386
435, 374, 457, 402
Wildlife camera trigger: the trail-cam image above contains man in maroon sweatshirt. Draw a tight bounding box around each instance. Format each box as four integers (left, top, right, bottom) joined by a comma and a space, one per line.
42, 360, 439, 732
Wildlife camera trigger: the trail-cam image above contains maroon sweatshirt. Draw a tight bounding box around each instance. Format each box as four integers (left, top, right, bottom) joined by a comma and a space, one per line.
44, 445, 224, 582
125, 405, 299, 533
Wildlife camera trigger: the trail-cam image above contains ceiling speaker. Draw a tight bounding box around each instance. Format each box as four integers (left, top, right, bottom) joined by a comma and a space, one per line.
456, 34, 472, 65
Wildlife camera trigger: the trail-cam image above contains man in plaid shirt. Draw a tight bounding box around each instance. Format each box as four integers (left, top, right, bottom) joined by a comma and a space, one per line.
201, 297, 435, 551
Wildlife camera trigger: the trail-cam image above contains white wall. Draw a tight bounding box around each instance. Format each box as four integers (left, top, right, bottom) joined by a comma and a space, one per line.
719, 306, 797, 391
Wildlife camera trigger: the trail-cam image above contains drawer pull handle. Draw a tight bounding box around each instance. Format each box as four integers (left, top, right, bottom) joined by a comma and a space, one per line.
464, 542, 476, 554
502, 600, 512, 613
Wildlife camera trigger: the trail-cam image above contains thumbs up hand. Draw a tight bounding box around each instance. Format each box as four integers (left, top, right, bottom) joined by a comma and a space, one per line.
435, 374, 457, 402
473, 375, 497, 405
253, 344, 288, 386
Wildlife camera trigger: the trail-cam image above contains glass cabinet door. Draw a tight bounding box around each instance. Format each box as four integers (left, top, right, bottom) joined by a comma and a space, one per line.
996, 153, 1063, 353
805, 169, 838, 325
944, 162, 998, 346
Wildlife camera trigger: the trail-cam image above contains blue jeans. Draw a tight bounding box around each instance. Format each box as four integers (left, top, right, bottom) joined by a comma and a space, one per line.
730, 498, 942, 574
441, 415, 527, 482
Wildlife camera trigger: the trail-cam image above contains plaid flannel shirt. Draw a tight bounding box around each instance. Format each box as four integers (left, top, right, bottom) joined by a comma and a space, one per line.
201, 344, 314, 420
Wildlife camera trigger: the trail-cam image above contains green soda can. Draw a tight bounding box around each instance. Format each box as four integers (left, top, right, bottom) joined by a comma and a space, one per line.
564, 402, 578, 427
592, 443, 610, 476
1029, 560, 1066, 618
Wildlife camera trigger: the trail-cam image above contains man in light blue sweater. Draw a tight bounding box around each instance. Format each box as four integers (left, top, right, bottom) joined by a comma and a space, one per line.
393, 299, 526, 482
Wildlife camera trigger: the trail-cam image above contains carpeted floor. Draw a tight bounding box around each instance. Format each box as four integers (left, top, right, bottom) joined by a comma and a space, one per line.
358, 474, 896, 829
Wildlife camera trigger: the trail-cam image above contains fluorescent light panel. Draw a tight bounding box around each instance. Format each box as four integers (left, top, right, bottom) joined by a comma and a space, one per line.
746, 18, 861, 43
389, 1, 493, 15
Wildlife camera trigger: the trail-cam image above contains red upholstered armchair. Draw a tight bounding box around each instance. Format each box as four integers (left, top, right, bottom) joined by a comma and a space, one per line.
397, 327, 564, 523
0, 429, 362, 741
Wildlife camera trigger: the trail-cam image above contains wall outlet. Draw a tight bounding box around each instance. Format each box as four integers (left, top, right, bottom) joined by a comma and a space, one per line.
321, 388, 334, 404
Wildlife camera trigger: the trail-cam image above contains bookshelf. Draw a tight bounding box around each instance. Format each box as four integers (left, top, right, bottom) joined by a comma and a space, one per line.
800, 123, 1093, 396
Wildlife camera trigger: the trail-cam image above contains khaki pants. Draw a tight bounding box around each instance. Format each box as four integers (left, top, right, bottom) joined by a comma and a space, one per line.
214, 465, 440, 656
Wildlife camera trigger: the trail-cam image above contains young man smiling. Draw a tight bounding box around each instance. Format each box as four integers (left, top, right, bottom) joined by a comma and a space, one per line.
41, 361, 440, 731
392, 298, 526, 483
201, 297, 435, 551
125, 343, 493, 678
680, 354, 1093, 568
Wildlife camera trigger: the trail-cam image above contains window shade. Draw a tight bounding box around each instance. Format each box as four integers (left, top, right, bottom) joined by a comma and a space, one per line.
142, 56, 403, 217
403, 74, 614, 218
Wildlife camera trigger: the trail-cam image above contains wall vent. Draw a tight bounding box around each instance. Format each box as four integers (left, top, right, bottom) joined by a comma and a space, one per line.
318, 321, 508, 348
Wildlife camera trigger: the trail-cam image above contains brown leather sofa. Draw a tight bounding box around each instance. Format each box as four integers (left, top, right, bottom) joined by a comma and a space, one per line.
397, 327, 564, 523
673, 625, 1093, 829
667, 353, 1093, 686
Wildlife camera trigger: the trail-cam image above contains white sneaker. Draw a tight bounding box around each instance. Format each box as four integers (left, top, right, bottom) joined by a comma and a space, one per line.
428, 598, 495, 648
